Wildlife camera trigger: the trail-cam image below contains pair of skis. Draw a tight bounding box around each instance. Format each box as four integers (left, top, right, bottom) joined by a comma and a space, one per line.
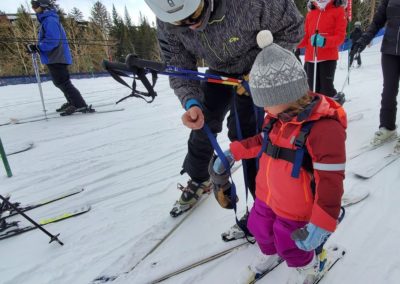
349, 137, 400, 179
0, 188, 90, 240
1, 104, 124, 127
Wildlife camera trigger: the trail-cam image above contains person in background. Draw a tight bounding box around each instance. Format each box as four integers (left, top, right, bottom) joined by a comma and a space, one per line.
350, 21, 363, 67
27, 0, 88, 115
144, 0, 304, 240
211, 30, 346, 284
350, 0, 400, 152
297, 0, 347, 100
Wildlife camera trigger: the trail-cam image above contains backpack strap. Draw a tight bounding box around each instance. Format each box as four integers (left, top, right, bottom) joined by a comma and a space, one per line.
259, 120, 315, 178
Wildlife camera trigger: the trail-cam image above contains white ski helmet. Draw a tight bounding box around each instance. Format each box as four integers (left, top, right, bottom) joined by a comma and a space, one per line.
144, 0, 202, 23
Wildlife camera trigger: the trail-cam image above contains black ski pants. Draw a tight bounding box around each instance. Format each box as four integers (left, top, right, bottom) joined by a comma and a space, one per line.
47, 63, 87, 108
380, 54, 400, 131
182, 69, 258, 198
305, 60, 337, 98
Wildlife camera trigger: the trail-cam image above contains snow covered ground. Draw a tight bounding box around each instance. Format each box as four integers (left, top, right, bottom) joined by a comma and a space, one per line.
1, 42, 400, 284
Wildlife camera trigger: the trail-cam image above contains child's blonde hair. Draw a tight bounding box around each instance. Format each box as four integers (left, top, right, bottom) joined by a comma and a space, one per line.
283, 92, 313, 117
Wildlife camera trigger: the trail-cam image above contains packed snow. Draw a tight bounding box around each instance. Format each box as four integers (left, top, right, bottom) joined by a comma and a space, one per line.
1, 42, 399, 284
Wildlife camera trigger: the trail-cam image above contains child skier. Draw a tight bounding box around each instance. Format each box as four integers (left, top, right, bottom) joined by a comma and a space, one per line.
210, 31, 346, 284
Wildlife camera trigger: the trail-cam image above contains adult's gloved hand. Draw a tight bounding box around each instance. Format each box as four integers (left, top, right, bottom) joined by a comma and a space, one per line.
349, 39, 366, 66
310, 34, 326, 47
26, 44, 39, 54
235, 74, 250, 96
291, 223, 331, 251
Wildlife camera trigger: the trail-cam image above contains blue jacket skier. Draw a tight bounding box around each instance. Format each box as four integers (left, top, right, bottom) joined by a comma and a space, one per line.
27, 0, 88, 115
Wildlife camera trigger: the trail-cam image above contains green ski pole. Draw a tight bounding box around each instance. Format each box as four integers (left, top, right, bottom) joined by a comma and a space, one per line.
0, 138, 12, 177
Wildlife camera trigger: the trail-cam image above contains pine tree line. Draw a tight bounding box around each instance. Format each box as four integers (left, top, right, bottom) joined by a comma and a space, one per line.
0, 1, 159, 77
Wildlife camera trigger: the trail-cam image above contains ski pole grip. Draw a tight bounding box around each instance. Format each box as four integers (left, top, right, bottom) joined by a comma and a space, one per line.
102, 60, 130, 72
125, 54, 166, 72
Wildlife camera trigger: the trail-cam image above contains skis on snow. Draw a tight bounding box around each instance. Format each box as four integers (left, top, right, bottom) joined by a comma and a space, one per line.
0, 187, 84, 220
0, 204, 91, 241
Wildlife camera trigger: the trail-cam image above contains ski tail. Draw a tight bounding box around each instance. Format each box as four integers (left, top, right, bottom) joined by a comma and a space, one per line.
0, 204, 91, 240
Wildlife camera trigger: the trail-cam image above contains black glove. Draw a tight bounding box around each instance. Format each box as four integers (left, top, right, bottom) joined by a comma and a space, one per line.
349, 39, 366, 66
26, 44, 39, 54
208, 155, 238, 209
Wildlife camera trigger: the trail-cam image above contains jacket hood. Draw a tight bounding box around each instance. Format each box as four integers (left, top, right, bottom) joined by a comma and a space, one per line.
37, 9, 59, 23
298, 92, 347, 128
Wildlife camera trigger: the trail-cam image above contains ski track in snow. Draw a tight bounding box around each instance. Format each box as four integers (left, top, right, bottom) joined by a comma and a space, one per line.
2, 43, 400, 284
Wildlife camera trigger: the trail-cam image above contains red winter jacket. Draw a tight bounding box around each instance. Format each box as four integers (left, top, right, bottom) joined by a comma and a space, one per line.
298, 2, 347, 62
230, 94, 347, 232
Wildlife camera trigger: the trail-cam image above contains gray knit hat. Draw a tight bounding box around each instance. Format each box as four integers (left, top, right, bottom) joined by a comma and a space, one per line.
250, 30, 309, 107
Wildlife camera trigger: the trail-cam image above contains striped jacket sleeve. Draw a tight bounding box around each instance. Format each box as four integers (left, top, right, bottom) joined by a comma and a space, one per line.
306, 119, 346, 232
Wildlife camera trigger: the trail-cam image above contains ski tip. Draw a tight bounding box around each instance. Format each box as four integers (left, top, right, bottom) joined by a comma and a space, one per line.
92, 275, 118, 283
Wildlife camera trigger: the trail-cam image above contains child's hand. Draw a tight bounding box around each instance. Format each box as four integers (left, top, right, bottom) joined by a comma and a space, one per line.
291, 223, 331, 251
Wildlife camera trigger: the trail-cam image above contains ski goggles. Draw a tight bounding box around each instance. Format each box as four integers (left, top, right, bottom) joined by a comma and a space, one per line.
173, 0, 206, 27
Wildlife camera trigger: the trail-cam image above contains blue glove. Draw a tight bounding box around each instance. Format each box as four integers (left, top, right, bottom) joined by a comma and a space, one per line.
213, 150, 234, 175
292, 223, 331, 251
310, 34, 326, 47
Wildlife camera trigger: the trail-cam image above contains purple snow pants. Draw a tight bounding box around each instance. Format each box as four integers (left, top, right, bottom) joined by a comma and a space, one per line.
247, 198, 314, 267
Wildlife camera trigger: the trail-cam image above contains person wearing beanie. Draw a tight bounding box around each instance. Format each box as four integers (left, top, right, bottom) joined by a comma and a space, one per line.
27, 0, 88, 115
210, 30, 347, 284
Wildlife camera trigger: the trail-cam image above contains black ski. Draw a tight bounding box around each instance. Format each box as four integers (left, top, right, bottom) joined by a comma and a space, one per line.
0, 187, 84, 220
0, 204, 91, 240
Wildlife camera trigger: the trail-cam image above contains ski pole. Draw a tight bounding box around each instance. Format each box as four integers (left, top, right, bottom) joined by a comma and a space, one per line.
312, 30, 319, 93
31, 52, 48, 120
0, 194, 64, 245
0, 138, 12, 177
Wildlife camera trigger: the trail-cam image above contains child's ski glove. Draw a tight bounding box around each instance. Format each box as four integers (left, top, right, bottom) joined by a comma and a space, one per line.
310, 34, 326, 47
208, 153, 237, 209
213, 150, 234, 174
291, 223, 331, 251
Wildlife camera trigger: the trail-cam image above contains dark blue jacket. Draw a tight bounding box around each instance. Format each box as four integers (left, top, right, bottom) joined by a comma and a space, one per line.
360, 0, 400, 55
36, 9, 72, 65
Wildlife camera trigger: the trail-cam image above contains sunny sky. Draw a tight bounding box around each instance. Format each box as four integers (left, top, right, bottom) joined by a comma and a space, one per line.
0, 0, 156, 25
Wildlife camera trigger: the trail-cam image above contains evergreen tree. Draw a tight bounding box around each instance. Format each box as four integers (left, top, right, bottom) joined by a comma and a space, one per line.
90, 1, 112, 59
69, 7, 84, 22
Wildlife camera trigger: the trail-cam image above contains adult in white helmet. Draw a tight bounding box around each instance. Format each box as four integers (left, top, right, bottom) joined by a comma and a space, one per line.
145, 0, 304, 240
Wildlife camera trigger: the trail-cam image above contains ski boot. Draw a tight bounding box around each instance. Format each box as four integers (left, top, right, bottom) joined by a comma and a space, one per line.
221, 211, 252, 242
394, 138, 400, 153
237, 251, 281, 284
60, 104, 95, 116
170, 179, 211, 217
333, 92, 345, 105
370, 127, 397, 146
56, 102, 71, 112
287, 253, 320, 284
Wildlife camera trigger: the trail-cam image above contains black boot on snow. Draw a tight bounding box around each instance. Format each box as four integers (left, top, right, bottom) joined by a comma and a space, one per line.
56, 102, 71, 112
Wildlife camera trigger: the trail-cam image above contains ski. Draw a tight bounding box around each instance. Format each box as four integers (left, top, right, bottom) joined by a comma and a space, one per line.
353, 152, 400, 179
150, 242, 250, 283
1, 107, 124, 126
250, 258, 285, 283
0, 187, 84, 220
91, 193, 212, 284
5, 142, 34, 156
0, 204, 91, 240
348, 135, 397, 160
313, 245, 346, 284
341, 189, 370, 207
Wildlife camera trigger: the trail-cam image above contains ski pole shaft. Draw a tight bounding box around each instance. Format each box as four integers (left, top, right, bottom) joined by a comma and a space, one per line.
0, 194, 63, 245
31, 53, 48, 120
0, 138, 12, 177
312, 30, 319, 93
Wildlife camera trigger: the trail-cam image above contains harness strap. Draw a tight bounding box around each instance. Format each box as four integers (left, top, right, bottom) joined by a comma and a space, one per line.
292, 122, 314, 178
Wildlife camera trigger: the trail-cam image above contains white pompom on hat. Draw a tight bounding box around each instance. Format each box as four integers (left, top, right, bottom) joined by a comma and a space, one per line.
256, 30, 273, 49
249, 30, 309, 107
